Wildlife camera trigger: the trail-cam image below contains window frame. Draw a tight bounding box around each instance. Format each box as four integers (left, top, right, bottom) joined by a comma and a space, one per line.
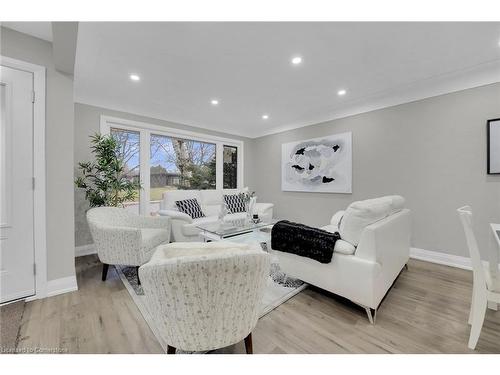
100, 115, 244, 215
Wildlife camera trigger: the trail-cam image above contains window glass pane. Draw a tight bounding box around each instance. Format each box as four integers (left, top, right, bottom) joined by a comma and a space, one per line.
223, 145, 238, 189
110, 128, 140, 214
150, 134, 216, 213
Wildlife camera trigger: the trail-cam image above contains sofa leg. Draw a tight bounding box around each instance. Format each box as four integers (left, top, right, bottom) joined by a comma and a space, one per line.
364, 307, 377, 324
136, 266, 141, 286
102, 263, 109, 281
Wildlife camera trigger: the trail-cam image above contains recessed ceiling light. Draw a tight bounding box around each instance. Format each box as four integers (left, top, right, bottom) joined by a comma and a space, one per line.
291, 56, 302, 65
129, 74, 140, 81
262, 114, 269, 120
337, 89, 347, 96
211, 99, 219, 105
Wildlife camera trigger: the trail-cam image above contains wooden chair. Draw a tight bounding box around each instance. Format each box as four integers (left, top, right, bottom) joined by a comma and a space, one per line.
457, 206, 500, 349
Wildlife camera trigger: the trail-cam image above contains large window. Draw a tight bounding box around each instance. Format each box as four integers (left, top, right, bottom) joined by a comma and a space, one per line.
110, 128, 140, 214
149, 134, 216, 214
102, 116, 242, 215
223, 145, 238, 189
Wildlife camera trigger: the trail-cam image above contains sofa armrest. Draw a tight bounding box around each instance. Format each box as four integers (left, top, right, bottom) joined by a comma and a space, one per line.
91, 225, 143, 265
254, 203, 273, 214
158, 209, 193, 224
330, 210, 345, 227
127, 215, 171, 230
355, 209, 411, 264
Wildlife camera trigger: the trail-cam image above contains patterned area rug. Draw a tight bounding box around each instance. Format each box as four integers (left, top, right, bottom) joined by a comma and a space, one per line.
116, 251, 306, 353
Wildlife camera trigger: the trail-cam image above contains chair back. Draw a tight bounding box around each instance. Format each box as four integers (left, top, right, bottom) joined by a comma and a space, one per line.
87, 207, 142, 265
86, 206, 134, 227
457, 206, 486, 289
140, 244, 270, 352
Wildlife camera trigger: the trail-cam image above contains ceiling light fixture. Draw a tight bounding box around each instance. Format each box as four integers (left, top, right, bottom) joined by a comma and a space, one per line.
211, 99, 219, 105
129, 74, 140, 81
291, 56, 302, 65
337, 89, 347, 96
262, 114, 269, 120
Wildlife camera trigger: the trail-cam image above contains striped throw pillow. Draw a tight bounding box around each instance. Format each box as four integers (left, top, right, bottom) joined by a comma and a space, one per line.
223, 194, 246, 214
175, 198, 205, 219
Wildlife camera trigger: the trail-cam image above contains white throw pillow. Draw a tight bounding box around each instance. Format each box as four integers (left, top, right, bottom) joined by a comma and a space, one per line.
339, 195, 405, 246
334, 239, 356, 255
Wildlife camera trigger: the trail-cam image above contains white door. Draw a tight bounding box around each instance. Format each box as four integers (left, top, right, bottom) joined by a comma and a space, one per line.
0, 65, 36, 303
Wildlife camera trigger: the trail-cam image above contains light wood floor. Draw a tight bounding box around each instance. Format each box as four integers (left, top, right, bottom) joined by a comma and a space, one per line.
15, 255, 500, 354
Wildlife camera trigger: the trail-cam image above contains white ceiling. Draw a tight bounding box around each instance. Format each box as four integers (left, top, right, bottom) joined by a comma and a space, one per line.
72, 22, 499, 138
2, 21, 52, 41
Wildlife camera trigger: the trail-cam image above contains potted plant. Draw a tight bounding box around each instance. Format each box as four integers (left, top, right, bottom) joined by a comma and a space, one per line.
75, 133, 142, 207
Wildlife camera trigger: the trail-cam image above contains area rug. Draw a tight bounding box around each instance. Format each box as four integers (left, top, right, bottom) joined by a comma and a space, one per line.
116, 253, 306, 353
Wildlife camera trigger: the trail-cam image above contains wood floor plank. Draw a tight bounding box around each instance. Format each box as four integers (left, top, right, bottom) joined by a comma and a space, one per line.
15, 256, 500, 354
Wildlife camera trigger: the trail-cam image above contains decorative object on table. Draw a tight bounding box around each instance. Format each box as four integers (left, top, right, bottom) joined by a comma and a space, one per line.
252, 214, 260, 224
75, 133, 142, 207
487, 118, 500, 174
282, 132, 352, 193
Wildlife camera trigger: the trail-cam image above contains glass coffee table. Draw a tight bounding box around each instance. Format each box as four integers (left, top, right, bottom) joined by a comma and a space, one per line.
196, 219, 278, 245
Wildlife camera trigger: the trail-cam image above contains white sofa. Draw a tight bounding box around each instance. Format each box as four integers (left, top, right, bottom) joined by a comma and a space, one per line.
158, 188, 274, 242
272, 196, 410, 323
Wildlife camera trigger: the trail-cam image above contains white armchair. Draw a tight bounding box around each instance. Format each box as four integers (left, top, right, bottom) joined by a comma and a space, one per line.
139, 242, 270, 353
87, 207, 171, 283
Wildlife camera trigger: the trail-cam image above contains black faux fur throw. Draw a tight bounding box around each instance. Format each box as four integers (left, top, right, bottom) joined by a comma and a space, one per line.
271, 220, 341, 263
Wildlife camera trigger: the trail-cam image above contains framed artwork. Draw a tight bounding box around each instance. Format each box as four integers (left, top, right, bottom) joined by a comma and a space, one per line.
487, 118, 500, 174
281, 132, 352, 193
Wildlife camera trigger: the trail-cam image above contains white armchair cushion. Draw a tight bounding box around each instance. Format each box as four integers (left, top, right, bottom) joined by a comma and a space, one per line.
339, 195, 405, 246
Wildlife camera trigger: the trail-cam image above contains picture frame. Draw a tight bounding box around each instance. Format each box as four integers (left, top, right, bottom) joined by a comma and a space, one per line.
487, 118, 500, 174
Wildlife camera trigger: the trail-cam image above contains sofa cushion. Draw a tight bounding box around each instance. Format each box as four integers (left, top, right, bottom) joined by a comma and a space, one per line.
162, 190, 201, 210
333, 240, 356, 255
224, 194, 246, 213
175, 198, 205, 219
320, 224, 356, 255
339, 195, 405, 246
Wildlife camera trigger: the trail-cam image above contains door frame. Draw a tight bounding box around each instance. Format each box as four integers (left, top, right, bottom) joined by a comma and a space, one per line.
1, 56, 47, 301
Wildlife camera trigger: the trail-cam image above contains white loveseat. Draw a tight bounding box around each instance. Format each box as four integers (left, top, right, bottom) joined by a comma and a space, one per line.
158, 189, 274, 242
272, 196, 410, 323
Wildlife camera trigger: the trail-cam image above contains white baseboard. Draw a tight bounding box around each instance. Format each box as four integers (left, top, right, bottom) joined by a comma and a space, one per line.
75, 244, 96, 257
410, 247, 472, 270
46, 275, 78, 297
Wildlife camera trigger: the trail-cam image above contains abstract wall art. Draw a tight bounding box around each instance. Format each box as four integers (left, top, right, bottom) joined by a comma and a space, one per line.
281, 132, 352, 193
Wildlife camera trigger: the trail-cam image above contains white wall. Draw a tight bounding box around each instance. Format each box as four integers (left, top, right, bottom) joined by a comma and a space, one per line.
74, 102, 254, 247
1, 27, 76, 281
249, 83, 500, 258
